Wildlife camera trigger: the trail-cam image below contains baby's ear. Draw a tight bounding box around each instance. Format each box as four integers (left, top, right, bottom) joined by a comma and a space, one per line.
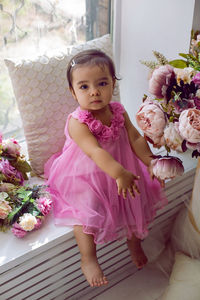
70, 87, 77, 101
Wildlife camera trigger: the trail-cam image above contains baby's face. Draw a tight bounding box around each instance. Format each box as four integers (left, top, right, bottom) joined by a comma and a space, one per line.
70, 64, 115, 111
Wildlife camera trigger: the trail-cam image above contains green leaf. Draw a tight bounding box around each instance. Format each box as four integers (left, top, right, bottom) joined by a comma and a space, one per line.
10, 158, 32, 179
169, 59, 188, 68
179, 53, 189, 59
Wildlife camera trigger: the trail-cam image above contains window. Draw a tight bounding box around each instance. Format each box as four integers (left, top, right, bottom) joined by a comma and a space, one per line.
0, 0, 112, 139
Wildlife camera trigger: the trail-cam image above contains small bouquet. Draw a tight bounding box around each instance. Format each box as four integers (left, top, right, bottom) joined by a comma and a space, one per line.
0, 132, 32, 187
0, 132, 52, 237
0, 185, 52, 238
136, 32, 200, 180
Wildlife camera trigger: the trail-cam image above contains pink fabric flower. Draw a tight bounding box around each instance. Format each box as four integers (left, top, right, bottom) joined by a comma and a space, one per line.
179, 108, 200, 143
73, 102, 125, 143
2, 138, 21, 157
11, 222, 27, 238
136, 101, 166, 144
0, 159, 24, 185
78, 110, 93, 123
164, 122, 183, 152
149, 65, 175, 98
89, 120, 103, 134
151, 156, 184, 180
37, 197, 52, 215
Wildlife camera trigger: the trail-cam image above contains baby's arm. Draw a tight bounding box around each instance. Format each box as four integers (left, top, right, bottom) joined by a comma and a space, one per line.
124, 112, 165, 187
124, 112, 153, 166
68, 117, 140, 198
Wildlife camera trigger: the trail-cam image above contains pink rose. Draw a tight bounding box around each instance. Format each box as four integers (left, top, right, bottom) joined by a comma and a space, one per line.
192, 72, 200, 85
136, 101, 166, 144
2, 138, 21, 157
89, 120, 103, 134
151, 156, 184, 180
149, 65, 175, 98
11, 222, 27, 238
179, 108, 200, 143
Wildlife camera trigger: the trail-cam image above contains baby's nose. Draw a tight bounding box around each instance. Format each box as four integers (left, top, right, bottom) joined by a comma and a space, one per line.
90, 87, 100, 96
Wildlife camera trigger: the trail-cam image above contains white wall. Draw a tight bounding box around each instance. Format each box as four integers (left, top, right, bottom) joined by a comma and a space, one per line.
113, 0, 197, 171
114, 0, 195, 124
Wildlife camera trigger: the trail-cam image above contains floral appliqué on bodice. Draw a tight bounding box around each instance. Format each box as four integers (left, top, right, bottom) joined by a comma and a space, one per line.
72, 102, 125, 142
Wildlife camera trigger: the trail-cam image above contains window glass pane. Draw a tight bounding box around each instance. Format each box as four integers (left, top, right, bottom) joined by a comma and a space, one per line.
0, 0, 111, 140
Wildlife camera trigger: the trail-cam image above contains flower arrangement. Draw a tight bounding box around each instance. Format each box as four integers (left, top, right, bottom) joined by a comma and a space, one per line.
0, 185, 52, 238
0, 132, 52, 237
136, 32, 200, 180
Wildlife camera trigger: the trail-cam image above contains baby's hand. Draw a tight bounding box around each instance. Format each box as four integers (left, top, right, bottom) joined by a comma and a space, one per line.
116, 170, 140, 199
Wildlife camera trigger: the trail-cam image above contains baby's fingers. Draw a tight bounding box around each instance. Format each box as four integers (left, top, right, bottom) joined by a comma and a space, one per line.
132, 182, 140, 195
128, 186, 135, 198
122, 189, 127, 199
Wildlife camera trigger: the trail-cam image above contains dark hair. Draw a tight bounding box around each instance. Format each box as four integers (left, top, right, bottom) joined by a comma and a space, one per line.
67, 49, 118, 89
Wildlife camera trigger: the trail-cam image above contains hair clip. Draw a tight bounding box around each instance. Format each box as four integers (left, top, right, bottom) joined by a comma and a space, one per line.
71, 59, 76, 67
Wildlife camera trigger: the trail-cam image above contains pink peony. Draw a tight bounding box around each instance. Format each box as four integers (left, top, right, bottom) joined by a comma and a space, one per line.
136, 101, 166, 144
151, 156, 184, 180
148, 65, 175, 98
2, 138, 21, 157
11, 222, 27, 238
37, 197, 52, 215
179, 108, 200, 143
164, 122, 184, 152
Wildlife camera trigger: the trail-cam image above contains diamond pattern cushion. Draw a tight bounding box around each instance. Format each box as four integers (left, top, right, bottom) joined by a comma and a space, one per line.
5, 34, 120, 174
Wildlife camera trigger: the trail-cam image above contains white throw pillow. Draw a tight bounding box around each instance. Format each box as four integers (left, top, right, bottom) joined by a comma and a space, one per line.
161, 252, 200, 300
5, 34, 120, 174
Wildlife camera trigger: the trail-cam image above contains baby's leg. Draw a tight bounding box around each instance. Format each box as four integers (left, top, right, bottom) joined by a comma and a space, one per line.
127, 233, 148, 269
74, 225, 108, 287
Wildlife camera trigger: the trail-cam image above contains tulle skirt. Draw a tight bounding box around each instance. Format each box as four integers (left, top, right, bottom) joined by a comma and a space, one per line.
45, 127, 167, 244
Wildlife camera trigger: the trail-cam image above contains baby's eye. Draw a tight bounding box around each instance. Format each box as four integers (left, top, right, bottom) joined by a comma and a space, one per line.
99, 81, 108, 86
80, 84, 88, 90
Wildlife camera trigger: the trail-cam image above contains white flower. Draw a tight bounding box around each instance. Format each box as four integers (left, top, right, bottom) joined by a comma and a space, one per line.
164, 122, 183, 152
174, 67, 196, 85
19, 213, 37, 231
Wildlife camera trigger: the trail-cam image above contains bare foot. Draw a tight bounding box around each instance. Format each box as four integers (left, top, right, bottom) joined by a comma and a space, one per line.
81, 257, 108, 287
127, 238, 148, 269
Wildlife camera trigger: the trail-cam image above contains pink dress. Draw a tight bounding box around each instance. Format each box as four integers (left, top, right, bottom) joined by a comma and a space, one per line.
44, 102, 167, 244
